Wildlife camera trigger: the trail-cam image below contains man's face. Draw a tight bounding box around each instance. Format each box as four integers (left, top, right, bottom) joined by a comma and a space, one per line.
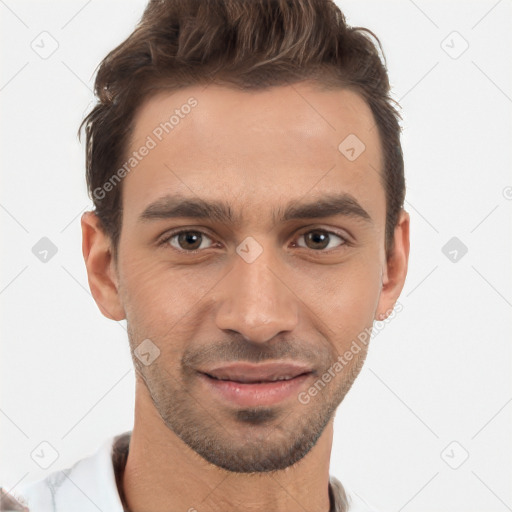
100, 82, 399, 472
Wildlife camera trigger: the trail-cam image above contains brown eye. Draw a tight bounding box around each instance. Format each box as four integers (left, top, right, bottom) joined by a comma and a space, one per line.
167, 231, 214, 251
297, 230, 346, 251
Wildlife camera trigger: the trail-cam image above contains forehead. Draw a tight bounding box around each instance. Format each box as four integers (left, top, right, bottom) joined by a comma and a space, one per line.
122, 82, 384, 227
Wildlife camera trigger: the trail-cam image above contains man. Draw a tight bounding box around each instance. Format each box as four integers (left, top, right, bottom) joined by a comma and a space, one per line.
3, 0, 409, 510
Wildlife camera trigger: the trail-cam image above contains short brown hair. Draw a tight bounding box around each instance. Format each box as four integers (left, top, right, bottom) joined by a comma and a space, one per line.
80, 0, 405, 261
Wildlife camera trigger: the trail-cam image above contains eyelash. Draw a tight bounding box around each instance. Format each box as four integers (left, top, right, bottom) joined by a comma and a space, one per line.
157, 228, 351, 254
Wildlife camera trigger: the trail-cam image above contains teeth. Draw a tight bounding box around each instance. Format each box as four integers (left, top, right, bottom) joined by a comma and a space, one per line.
209, 374, 295, 382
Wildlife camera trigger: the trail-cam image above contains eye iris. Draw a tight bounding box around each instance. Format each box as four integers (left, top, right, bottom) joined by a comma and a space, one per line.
306, 231, 329, 250
178, 231, 202, 250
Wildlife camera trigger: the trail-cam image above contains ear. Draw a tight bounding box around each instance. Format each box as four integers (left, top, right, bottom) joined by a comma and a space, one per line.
81, 211, 125, 321
375, 209, 410, 320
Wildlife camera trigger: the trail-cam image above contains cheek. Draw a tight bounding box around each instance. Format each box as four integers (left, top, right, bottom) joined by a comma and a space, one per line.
118, 255, 221, 331
304, 255, 381, 341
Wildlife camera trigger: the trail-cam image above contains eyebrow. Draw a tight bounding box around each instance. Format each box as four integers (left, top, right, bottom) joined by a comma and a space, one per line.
138, 193, 372, 225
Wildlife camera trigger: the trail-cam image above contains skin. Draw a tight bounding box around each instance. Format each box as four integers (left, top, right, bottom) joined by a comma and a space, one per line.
81, 81, 409, 512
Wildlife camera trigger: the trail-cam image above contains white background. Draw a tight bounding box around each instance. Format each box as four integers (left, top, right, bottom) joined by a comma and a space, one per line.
1, 1, 511, 511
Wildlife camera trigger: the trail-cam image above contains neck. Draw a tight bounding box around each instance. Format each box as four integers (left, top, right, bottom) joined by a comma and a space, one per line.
122, 379, 334, 512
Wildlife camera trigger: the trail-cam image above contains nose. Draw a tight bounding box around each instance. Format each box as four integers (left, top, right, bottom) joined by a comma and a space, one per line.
215, 244, 299, 343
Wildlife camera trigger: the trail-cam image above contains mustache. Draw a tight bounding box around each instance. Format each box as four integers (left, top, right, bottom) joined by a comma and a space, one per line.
181, 336, 328, 371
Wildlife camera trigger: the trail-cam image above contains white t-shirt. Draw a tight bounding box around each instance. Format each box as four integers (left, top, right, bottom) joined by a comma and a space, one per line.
7, 433, 380, 512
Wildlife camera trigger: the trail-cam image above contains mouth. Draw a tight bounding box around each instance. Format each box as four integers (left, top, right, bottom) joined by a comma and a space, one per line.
197, 362, 314, 407
199, 362, 313, 383
203, 372, 311, 383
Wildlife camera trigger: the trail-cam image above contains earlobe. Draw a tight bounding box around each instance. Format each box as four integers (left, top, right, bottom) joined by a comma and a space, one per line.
81, 211, 126, 321
375, 209, 410, 321
376, 309, 392, 321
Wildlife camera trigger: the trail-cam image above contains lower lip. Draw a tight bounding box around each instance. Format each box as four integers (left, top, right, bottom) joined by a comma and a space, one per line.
198, 372, 312, 407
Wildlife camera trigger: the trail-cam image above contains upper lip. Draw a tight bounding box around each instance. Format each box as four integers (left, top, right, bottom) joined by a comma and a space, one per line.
200, 362, 313, 383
